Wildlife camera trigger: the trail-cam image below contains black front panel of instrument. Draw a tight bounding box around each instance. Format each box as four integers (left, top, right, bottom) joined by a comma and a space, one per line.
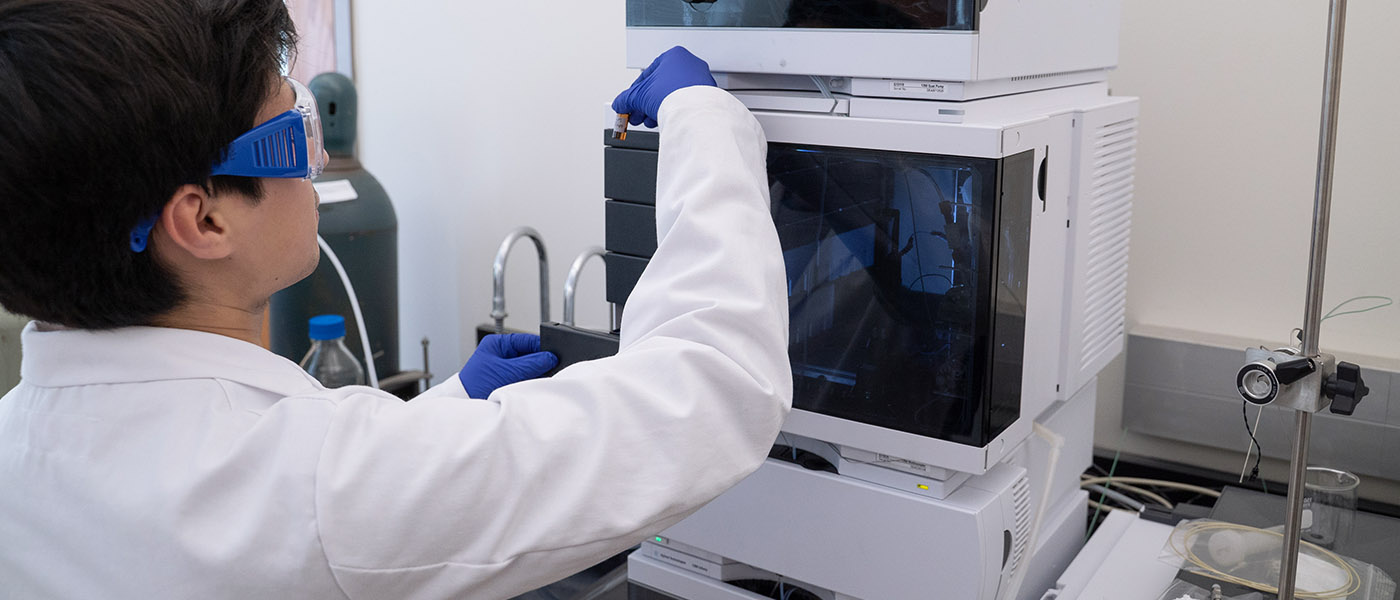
627, 0, 978, 31
603, 131, 1030, 447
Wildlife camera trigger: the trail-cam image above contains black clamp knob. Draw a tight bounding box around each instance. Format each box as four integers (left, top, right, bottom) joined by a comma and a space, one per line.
1326, 361, 1370, 416
1274, 357, 1316, 385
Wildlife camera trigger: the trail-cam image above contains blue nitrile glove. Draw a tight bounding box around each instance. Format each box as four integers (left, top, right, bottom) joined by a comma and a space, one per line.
458, 334, 559, 398
611, 46, 718, 129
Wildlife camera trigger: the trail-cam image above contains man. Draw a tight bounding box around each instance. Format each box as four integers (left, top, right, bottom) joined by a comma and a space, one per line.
0, 1, 790, 598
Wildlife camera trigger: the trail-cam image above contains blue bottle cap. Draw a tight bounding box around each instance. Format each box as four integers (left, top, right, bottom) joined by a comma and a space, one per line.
308, 314, 347, 340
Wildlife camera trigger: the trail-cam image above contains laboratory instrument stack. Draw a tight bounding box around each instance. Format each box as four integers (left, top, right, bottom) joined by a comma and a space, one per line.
580, 2, 1139, 598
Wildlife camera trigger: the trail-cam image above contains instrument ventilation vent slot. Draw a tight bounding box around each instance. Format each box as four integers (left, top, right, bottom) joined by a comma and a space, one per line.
1007, 475, 1033, 580
1080, 117, 1136, 369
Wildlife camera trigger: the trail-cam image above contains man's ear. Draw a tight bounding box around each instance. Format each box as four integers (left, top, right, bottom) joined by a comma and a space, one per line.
158, 183, 233, 260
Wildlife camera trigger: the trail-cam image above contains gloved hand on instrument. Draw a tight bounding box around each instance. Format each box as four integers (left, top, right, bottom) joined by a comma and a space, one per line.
611, 45, 718, 129
458, 333, 558, 399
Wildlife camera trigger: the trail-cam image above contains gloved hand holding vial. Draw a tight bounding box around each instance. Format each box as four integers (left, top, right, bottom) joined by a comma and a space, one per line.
613, 45, 719, 131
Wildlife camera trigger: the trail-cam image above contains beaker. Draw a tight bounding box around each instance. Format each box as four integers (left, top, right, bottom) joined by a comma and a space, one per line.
1302, 466, 1359, 549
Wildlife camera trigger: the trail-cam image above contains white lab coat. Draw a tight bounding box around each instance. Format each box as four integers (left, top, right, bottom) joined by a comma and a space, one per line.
0, 86, 791, 600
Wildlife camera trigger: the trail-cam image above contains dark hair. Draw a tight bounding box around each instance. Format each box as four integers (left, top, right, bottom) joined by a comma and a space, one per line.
0, 0, 297, 328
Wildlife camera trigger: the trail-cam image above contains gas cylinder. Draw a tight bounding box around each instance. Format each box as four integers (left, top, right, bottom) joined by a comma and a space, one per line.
270, 72, 400, 385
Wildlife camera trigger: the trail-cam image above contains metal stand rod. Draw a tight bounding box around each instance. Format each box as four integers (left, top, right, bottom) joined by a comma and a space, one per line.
1279, 412, 1314, 600
1279, 1, 1347, 598
1300, 0, 1348, 356
420, 337, 432, 394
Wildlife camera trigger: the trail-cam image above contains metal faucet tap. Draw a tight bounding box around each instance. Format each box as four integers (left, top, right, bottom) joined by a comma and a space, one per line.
490, 227, 550, 334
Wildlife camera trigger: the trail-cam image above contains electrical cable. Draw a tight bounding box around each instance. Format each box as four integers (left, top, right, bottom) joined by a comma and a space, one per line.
1239, 401, 1265, 485
1120, 482, 1173, 509
1321, 295, 1393, 322
1086, 433, 1127, 541
1079, 478, 1172, 509
1087, 498, 1135, 514
1082, 484, 1145, 511
1239, 399, 1264, 484
1248, 405, 1260, 478
317, 235, 380, 389
1080, 476, 1222, 499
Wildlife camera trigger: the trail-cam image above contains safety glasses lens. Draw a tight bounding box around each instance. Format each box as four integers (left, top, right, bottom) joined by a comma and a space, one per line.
287, 77, 325, 179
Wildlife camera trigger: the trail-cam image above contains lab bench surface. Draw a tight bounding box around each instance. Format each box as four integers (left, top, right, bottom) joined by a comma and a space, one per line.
1172, 486, 1400, 597
1056, 487, 1399, 600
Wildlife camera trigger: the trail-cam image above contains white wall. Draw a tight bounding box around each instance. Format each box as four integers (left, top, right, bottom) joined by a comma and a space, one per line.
353, 1, 634, 379
1111, 0, 1399, 361
1101, 0, 1400, 496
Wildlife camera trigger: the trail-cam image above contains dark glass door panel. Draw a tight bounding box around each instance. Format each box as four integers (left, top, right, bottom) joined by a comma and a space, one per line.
628, 0, 977, 31
769, 144, 1030, 446
985, 150, 1032, 441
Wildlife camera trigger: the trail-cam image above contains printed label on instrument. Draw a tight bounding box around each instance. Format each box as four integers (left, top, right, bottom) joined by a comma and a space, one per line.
878, 454, 930, 472
890, 80, 947, 95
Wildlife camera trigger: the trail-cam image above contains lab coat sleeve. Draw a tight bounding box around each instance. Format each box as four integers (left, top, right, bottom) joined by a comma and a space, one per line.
412, 370, 468, 401
313, 85, 792, 600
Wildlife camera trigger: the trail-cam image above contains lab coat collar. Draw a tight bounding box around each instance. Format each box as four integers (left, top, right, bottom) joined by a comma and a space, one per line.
19, 322, 323, 396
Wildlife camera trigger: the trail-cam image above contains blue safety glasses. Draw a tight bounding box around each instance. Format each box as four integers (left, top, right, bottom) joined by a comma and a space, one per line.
130, 77, 325, 252
210, 76, 326, 180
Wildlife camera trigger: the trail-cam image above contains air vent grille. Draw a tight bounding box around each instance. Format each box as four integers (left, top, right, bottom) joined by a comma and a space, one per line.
1007, 475, 1033, 579
1080, 117, 1136, 368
